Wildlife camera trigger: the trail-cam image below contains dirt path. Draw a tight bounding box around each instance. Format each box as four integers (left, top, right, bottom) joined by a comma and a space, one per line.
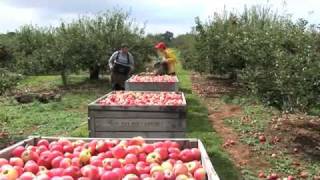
191, 73, 270, 173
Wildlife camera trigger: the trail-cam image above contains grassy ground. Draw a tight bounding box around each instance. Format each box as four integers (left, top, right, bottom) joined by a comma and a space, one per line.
0, 75, 110, 148
176, 63, 241, 180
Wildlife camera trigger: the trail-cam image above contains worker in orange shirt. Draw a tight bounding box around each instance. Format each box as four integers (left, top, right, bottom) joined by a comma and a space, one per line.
154, 42, 177, 75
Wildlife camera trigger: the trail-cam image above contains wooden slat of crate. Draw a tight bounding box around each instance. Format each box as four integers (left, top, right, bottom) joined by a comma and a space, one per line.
93, 132, 185, 138
94, 117, 186, 131
0, 136, 220, 180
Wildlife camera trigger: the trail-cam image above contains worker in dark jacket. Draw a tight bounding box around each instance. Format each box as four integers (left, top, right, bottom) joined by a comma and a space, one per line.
108, 43, 134, 90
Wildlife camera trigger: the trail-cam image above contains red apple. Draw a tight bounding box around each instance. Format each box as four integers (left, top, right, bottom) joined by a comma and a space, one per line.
103, 158, 122, 170
35, 173, 50, 180
169, 153, 179, 160
164, 169, 175, 180
169, 142, 180, 149
128, 136, 145, 146
155, 148, 168, 160
90, 156, 103, 167
179, 149, 193, 162
11, 146, 25, 157
125, 153, 138, 165
142, 144, 155, 154
168, 147, 180, 154
176, 174, 189, 180
194, 168, 206, 180
63, 145, 74, 153
136, 161, 150, 175
59, 158, 72, 168
123, 174, 139, 180
127, 145, 142, 155
152, 171, 165, 180
37, 139, 50, 148
13, 165, 23, 176
50, 144, 64, 153
48, 168, 64, 177
9, 157, 24, 167
21, 150, 39, 162
111, 146, 127, 159
112, 168, 125, 179
101, 171, 120, 180
51, 156, 63, 168
259, 135, 266, 143
138, 153, 147, 162
173, 163, 188, 176
71, 157, 81, 167
36, 145, 48, 155
191, 148, 201, 161
19, 172, 36, 180
0, 158, 8, 167
124, 164, 138, 175
96, 140, 109, 153
63, 166, 80, 178
81, 165, 100, 180
24, 160, 39, 174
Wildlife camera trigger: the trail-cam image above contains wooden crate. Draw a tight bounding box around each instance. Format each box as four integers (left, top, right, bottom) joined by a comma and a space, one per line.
125, 75, 179, 91
0, 136, 220, 180
88, 91, 187, 138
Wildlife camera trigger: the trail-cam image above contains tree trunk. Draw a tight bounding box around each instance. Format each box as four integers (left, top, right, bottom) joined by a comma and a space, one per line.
61, 70, 68, 86
89, 65, 100, 80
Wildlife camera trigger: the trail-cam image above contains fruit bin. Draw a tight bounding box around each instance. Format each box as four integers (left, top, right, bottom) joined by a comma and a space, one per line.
88, 91, 187, 138
125, 75, 179, 91
0, 136, 220, 180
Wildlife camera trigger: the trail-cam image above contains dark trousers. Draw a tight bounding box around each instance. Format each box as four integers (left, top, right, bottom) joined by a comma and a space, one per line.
111, 71, 129, 90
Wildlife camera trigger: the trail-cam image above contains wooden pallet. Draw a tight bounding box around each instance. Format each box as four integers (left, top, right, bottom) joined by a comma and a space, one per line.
0, 136, 220, 180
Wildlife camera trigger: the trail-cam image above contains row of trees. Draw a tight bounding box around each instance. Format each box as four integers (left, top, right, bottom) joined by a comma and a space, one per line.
0, 10, 154, 87
180, 6, 320, 112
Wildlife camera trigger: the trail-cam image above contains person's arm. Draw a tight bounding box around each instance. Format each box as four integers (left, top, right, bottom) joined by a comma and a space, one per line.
165, 49, 177, 64
108, 52, 117, 70
128, 53, 135, 71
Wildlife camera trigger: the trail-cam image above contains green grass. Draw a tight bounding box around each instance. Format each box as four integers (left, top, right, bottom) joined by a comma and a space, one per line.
0, 75, 110, 148
176, 63, 241, 180
16, 74, 88, 91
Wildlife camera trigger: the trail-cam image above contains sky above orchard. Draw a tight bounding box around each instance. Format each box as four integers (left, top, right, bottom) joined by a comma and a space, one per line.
0, 0, 319, 35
